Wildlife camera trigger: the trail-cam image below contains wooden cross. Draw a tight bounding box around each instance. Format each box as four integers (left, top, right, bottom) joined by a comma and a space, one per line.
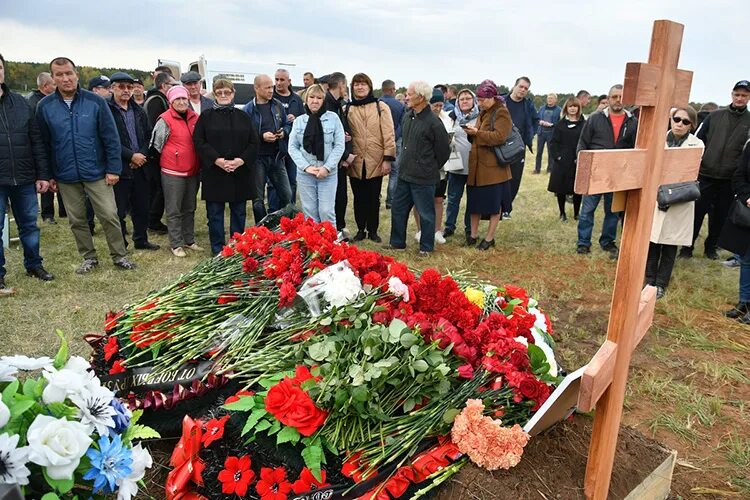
572, 20, 703, 500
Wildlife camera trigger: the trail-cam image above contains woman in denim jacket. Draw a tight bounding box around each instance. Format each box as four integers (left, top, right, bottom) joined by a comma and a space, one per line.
288, 84, 345, 224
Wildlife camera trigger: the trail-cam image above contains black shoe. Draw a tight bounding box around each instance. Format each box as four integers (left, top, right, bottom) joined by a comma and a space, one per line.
385, 203, 392, 210
149, 223, 169, 234
725, 302, 749, 319
465, 235, 478, 246
477, 239, 495, 251
384, 243, 406, 251
656, 286, 665, 299
368, 233, 382, 243
43, 217, 57, 225
502, 212, 511, 220
574, 214, 579, 221
560, 214, 568, 222
602, 243, 619, 259
76, 258, 99, 275
113, 256, 136, 270
134, 242, 161, 251
739, 311, 750, 325
352, 230, 367, 242
443, 228, 455, 238
89, 225, 95, 236
26, 266, 54, 281
576, 245, 590, 254
705, 249, 719, 260
678, 247, 693, 259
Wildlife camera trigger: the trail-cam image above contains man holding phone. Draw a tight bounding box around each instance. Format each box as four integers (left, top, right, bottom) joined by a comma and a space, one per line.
243, 74, 292, 223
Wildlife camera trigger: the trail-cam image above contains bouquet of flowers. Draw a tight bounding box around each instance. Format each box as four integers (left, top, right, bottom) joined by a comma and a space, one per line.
0, 333, 157, 499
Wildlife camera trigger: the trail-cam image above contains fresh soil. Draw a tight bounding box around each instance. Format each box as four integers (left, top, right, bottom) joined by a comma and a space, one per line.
436, 415, 671, 500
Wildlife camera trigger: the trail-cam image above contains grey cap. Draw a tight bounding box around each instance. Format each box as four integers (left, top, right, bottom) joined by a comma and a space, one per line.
110, 72, 135, 84
180, 71, 202, 84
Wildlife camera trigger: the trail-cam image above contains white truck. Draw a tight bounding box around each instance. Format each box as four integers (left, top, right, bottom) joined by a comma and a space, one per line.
158, 56, 309, 106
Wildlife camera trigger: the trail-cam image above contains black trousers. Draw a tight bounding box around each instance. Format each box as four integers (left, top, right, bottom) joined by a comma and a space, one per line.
114, 169, 151, 247
645, 242, 677, 288
147, 163, 165, 228
509, 156, 525, 207
40, 191, 67, 219
557, 193, 582, 217
690, 175, 733, 252
335, 167, 348, 230
350, 175, 383, 235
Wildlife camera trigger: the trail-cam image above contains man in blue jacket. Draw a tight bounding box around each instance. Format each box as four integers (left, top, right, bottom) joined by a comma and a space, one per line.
502, 76, 539, 217
534, 93, 561, 174
0, 53, 54, 296
379, 79, 405, 209
37, 57, 136, 274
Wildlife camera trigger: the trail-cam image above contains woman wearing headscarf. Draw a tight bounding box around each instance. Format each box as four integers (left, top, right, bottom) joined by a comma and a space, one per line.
193, 79, 259, 256
288, 84, 346, 224
149, 85, 202, 257
464, 79, 512, 250
345, 73, 396, 243
548, 96, 585, 221
444, 89, 479, 239
647, 106, 704, 299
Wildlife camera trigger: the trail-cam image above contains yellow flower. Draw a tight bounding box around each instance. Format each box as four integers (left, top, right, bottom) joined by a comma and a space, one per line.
465, 288, 485, 309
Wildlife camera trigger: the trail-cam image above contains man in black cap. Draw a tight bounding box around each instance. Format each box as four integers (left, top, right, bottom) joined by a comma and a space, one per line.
107, 72, 159, 251
180, 71, 212, 114
88, 75, 111, 98
132, 78, 145, 106
681, 80, 750, 259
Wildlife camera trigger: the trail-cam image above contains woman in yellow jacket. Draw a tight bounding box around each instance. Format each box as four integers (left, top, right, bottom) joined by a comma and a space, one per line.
345, 73, 396, 243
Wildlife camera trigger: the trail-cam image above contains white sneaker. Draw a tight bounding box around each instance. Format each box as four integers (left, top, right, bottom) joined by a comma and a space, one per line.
414, 231, 421, 242
184, 243, 204, 251
171, 247, 186, 258
434, 231, 446, 244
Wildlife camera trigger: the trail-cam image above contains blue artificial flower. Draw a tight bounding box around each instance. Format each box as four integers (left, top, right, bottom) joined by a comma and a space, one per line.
109, 398, 131, 435
83, 434, 133, 494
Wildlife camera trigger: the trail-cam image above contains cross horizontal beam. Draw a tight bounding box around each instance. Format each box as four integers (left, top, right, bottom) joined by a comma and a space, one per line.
624, 63, 693, 108
577, 285, 657, 412
575, 146, 703, 196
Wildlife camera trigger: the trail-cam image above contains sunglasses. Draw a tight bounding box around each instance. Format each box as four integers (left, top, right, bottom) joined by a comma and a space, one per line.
672, 116, 691, 126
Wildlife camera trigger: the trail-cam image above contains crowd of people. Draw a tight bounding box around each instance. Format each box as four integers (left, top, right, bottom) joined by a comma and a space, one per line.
0, 53, 749, 324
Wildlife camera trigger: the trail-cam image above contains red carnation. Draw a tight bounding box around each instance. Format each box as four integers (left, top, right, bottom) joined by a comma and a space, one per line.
242, 257, 259, 273
292, 467, 330, 495
201, 415, 229, 447
104, 336, 119, 362
225, 390, 255, 405
217, 455, 255, 497
457, 363, 474, 379
217, 293, 239, 304
504, 284, 530, 307
220, 246, 234, 257
109, 359, 126, 375
104, 310, 124, 333
256, 467, 292, 500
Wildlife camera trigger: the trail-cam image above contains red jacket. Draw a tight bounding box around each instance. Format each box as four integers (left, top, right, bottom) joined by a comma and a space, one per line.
159, 107, 199, 177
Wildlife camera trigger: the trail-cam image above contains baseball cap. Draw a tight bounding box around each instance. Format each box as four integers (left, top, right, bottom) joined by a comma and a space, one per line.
318, 74, 330, 85
109, 72, 135, 84
733, 80, 750, 92
180, 71, 202, 84
88, 75, 111, 90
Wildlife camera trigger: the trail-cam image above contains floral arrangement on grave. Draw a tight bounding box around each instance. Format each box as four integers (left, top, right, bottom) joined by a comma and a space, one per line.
0, 333, 157, 499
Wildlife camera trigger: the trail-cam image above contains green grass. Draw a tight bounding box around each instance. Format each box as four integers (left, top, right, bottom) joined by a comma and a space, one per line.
1, 149, 748, 493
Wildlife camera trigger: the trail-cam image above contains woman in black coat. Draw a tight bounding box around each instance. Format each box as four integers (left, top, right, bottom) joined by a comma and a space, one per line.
547, 97, 585, 221
193, 79, 259, 255
718, 143, 750, 323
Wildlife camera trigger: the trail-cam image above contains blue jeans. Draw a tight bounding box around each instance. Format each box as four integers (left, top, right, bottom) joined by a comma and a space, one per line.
445, 172, 470, 235
576, 193, 619, 249
740, 250, 750, 302
206, 200, 246, 255
386, 138, 402, 206
267, 156, 298, 211
0, 183, 43, 277
252, 155, 292, 224
390, 179, 436, 252
297, 169, 337, 224
535, 130, 554, 173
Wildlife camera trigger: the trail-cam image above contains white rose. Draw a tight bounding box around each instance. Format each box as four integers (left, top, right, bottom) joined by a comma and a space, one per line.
0, 400, 9, 429
322, 264, 363, 307
0, 355, 53, 371
26, 415, 92, 480
42, 356, 97, 404
0, 364, 18, 382
117, 443, 153, 500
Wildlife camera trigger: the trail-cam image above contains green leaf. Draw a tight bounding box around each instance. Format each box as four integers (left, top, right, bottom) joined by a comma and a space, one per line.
387, 319, 406, 343
10, 399, 36, 417
308, 341, 331, 362
351, 386, 369, 402
43, 468, 74, 494
53, 330, 69, 369
322, 437, 338, 455
527, 344, 550, 374
319, 316, 332, 326
399, 332, 419, 348
442, 408, 461, 424
125, 424, 161, 442
255, 420, 272, 432
267, 419, 281, 435
46, 402, 78, 419
240, 408, 268, 436
41, 494, 61, 500
348, 365, 364, 386
22, 379, 38, 397
276, 425, 301, 445
403, 398, 416, 412
301, 444, 324, 482
412, 360, 429, 372
2, 380, 20, 404
223, 396, 258, 412
130, 409, 143, 426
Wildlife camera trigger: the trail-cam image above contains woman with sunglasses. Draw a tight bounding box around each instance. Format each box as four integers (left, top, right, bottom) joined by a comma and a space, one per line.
646, 106, 703, 299
193, 79, 259, 256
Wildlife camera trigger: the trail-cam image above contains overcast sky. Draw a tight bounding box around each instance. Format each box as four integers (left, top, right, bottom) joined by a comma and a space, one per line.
0, 1, 743, 103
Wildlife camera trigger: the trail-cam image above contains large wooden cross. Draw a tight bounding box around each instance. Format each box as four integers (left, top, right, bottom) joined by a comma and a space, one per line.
573, 20, 703, 500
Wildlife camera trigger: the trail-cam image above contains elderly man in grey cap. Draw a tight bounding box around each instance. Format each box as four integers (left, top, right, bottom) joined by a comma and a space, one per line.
180, 71, 212, 114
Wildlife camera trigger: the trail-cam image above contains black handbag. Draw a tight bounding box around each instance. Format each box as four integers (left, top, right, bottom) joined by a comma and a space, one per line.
656, 181, 701, 211
730, 198, 750, 228
489, 110, 525, 164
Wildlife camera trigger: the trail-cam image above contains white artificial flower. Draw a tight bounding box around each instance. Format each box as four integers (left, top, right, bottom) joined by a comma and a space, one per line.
514, 336, 528, 347
0, 355, 53, 371
0, 400, 9, 429
387, 276, 410, 302
0, 433, 31, 486
0, 364, 17, 383
528, 307, 548, 334
26, 415, 92, 480
42, 356, 97, 404
70, 384, 117, 436
116, 443, 153, 500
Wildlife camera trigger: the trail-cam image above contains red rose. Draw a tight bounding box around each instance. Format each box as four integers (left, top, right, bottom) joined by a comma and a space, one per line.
457, 363, 474, 379
264, 378, 327, 436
